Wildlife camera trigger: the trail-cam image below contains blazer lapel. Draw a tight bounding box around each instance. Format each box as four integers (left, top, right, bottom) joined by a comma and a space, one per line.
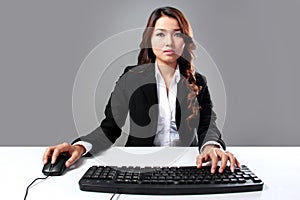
176, 78, 190, 127
134, 64, 158, 144
139, 63, 159, 106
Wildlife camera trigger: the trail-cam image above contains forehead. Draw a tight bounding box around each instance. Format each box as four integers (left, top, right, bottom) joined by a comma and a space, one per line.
154, 16, 180, 31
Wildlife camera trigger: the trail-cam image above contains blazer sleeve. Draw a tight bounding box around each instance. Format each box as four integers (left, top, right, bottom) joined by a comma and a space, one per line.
195, 73, 226, 150
72, 66, 133, 155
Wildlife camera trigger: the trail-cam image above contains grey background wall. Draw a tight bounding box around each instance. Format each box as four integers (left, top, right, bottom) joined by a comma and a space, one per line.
0, 0, 299, 146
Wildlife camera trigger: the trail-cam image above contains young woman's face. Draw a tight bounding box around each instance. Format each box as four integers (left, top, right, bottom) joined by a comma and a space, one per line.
151, 16, 185, 67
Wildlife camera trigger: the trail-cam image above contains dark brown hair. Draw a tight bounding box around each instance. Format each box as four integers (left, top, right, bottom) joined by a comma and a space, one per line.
138, 6, 200, 127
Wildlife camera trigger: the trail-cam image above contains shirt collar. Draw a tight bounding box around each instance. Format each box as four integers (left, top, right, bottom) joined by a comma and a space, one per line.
154, 61, 181, 84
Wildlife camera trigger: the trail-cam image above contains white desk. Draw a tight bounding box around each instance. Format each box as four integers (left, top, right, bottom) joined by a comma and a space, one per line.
1, 146, 299, 200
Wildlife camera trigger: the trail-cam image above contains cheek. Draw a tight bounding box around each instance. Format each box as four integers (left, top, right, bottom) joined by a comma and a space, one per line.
151, 38, 163, 50
176, 42, 185, 55
151, 39, 164, 57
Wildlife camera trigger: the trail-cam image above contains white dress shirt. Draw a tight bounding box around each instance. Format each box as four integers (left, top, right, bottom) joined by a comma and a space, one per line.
153, 62, 181, 146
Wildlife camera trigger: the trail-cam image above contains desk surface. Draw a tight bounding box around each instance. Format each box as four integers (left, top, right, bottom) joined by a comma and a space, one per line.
1, 146, 299, 200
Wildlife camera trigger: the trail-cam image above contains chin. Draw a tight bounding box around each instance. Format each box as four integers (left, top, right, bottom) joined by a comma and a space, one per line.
161, 57, 180, 64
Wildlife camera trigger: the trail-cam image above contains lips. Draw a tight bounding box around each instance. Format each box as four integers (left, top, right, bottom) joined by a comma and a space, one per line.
163, 50, 175, 55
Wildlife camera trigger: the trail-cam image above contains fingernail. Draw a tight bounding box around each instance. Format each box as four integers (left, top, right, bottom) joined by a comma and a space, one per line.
65, 162, 69, 168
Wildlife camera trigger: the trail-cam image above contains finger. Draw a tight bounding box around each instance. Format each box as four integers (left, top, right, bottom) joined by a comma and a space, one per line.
218, 152, 229, 173
196, 155, 205, 168
43, 147, 54, 165
51, 143, 70, 164
196, 154, 209, 168
209, 150, 219, 174
51, 148, 61, 164
234, 158, 242, 170
236, 158, 242, 168
227, 152, 237, 172
65, 150, 80, 168
196, 155, 202, 168
229, 154, 241, 169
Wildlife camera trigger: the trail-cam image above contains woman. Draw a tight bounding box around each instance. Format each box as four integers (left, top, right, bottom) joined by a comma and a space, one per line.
43, 6, 240, 174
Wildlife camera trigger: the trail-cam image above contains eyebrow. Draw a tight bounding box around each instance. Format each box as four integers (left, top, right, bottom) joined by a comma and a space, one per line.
155, 28, 181, 32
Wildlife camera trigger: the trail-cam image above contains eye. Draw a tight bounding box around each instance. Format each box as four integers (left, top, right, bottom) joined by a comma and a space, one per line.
156, 33, 165, 37
174, 32, 183, 38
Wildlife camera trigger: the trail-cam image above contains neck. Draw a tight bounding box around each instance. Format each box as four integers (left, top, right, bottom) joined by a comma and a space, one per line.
156, 61, 177, 78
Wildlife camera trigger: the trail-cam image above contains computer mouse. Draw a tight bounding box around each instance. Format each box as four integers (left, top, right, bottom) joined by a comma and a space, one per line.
42, 153, 70, 176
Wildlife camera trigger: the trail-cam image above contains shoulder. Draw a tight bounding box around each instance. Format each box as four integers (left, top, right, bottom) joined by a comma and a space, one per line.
117, 64, 156, 88
123, 65, 138, 73
194, 72, 207, 87
123, 63, 154, 74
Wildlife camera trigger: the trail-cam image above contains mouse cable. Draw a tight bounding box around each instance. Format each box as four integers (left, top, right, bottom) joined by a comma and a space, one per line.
24, 176, 49, 200
110, 191, 121, 200
24, 177, 119, 200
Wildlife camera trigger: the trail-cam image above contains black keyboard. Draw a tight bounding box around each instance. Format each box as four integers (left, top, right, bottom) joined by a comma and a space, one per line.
79, 165, 263, 195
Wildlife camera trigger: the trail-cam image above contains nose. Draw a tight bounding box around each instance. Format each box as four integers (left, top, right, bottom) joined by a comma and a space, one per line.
165, 34, 173, 46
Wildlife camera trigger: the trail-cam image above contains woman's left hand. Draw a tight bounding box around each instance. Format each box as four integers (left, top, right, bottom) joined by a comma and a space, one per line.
196, 145, 241, 173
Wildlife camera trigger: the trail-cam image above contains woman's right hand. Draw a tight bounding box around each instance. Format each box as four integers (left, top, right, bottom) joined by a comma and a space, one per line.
42, 142, 86, 168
